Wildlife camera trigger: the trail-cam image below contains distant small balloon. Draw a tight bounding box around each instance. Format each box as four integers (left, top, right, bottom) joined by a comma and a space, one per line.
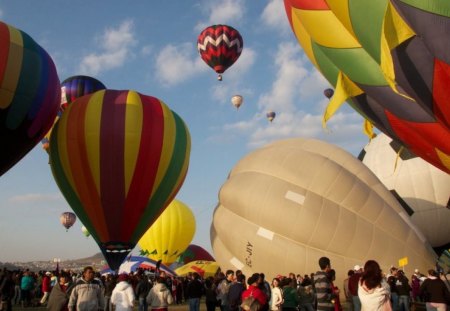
60, 212, 76, 231
81, 225, 90, 238
266, 111, 276, 122
323, 88, 334, 99
231, 95, 243, 109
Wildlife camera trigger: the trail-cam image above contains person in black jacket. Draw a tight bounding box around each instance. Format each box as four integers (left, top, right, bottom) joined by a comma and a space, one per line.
419, 269, 450, 311
186, 273, 204, 311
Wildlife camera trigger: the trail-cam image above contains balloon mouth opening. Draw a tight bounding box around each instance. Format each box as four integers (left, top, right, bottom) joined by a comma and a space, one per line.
214, 66, 225, 74
101, 242, 135, 253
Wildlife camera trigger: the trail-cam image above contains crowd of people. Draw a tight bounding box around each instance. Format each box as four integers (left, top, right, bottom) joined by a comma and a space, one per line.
0, 257, 449, 311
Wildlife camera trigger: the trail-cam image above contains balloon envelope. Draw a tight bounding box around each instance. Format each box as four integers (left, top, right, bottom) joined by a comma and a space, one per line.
175, 260, 220, 278
138, 199, 196, 266
211, 138, 437, 289
101, 256, 176, 277
284, 0, 450, 174
266, 111, 276, 122
42, 76, 106, 152
60, 212, 76, 230
175, 244, 215, 266
50, 90, 191, 270
197, 24, 243, 80
0, 21, 60, 176
231, 95, 243, 109
81, 225, 90, 238
359, 133, 450, 249
323, 88, 334, 99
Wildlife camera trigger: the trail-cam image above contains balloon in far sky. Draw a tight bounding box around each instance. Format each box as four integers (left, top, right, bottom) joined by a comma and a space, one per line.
284, 0, 450, 174
138, 199, 196, 266
0, 21, 61, 177
81, 225, 90, 238
231, 95, 243, 110
41, 75, 106, 152
323, 88, 334, 99
211, 138, 437, 290
358, 133, 450, 249
197, 24, 243, 81
60, 212, 76, 231
49, 89, 191, 270
266, 111, 276, 122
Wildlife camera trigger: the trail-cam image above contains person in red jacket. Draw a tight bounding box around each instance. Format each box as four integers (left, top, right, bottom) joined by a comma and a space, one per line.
241, 273, 267, 310
348, 265, 363, 311
40, 272, 53, 305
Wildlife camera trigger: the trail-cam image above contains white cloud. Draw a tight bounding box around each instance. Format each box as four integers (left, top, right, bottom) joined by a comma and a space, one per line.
261, 0, 291, 35
213, 40, 367, 154
155, 43, 207, 86
211, 47, 257, 102
78, 20, 136, 75
195, 0, 245, 32
9, 193, 63, 203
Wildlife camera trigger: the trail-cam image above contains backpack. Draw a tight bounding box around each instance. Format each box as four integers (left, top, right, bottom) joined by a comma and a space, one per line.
241, 291, 261, 311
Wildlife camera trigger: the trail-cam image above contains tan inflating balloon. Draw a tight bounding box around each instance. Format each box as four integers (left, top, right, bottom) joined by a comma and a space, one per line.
359, 134, 450, 248
211, 138, 437, 288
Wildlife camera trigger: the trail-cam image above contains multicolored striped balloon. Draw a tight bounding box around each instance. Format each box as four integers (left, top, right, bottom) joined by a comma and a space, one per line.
0, 21, 60, 176
41, 75, 106, 152
284, 0, 450, 174
49, 89, 191, 270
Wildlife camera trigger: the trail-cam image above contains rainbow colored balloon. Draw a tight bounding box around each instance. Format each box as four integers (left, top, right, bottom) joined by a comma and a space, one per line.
284, 0, 450, 174
0, 21, 60, 176
49, 90, 191, 270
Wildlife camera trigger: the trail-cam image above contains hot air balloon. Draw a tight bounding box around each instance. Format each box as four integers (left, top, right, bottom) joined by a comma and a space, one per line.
175, 244, 215, 266
231, 95, 243, 110
60, 75, 106, 111
138, 199, 196, 266
60, 212, 76, 231
358, 133, 450, 250
323, 88, 334, 99
197, 24, 243, 81
42, 76, 106, 152
284, 0, 450, 174
266, 111, 276, 123
49, 90, 191, 270
81, 225, 90, 238
211, 138, 437, 291
0, 21, 60, 176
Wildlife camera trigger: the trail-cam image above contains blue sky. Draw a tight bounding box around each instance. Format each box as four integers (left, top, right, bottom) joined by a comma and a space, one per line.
0, 0, 369, 262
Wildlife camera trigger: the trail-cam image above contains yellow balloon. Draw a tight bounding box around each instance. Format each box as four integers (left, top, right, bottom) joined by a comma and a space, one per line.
138, 199, 196, 266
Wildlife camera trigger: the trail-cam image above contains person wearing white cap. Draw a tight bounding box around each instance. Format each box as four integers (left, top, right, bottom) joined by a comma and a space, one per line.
348, 265, 363, 311
40, 271, 52, 305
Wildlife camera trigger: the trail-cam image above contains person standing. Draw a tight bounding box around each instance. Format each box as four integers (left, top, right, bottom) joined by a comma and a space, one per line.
0, 270, 15, 311
186, 273, 203, 311
228, 274, 246, 311
348, 265, 363, 311
269, 278, 283, 311
313, 257, 337, 311
241, 273, 268, 310
47, 273, 73, 311
343, 270, 354, 311
20, 271, 35, 308
217, 270, 234, 311
68, 266, 105, 311
103, 274, 116, 311
41, 272, 53, 306
135, 274, 151, 311
396, 270, 411, 311
419, 269, 450, 311
146, 276, 173, 311
110, 274, 135, 311
358, 260, 391, 311
281, 278, 299, 311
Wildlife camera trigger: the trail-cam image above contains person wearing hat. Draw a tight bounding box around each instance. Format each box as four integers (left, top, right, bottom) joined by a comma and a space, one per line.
40, 272, 53, 306
111, 274, 135, 311
68, 266, 105, 311
348, 265, 363, 311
